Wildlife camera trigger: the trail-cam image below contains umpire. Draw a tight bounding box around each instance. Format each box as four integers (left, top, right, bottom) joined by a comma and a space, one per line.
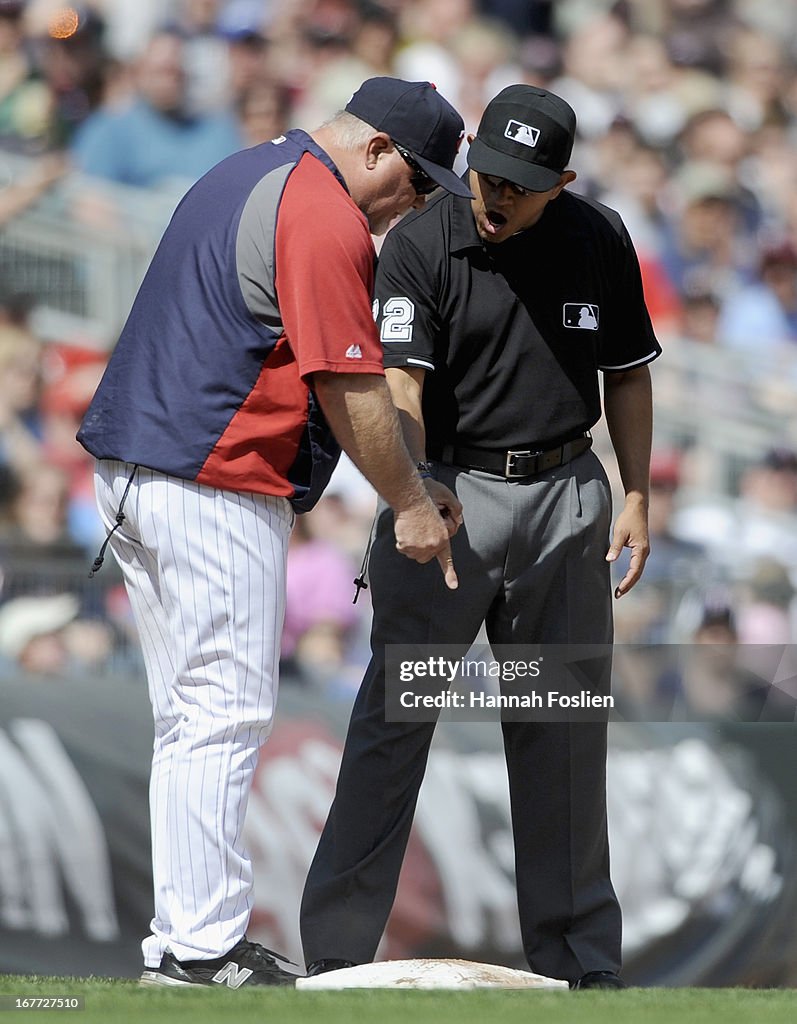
300, 86, 661, 989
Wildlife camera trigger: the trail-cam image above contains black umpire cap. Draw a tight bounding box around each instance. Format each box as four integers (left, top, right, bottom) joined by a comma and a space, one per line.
467, 85, 577, 193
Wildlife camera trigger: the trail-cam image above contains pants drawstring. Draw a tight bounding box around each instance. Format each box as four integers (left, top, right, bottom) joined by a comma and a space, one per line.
352, 513, 377, 604
89, 464, 138, 577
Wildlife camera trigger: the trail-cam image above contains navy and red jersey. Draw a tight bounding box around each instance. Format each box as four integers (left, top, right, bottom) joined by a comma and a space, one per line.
77, 129, 385, 511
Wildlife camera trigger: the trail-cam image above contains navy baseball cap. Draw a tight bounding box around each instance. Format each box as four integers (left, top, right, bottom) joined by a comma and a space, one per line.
467, 85, 576, 192
345, 77, 473, 198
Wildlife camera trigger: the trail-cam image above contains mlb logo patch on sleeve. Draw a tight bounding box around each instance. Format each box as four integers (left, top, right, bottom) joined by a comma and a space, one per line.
563, 304, 599, 330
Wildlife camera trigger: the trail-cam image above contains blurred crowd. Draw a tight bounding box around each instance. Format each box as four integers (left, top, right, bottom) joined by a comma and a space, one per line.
1, 0, 797, 718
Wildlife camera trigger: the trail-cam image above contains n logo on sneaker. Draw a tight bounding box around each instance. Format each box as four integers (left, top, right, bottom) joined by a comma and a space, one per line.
212, 962, 253, 988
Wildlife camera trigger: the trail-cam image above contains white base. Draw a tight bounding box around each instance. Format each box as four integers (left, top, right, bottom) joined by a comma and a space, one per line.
296, 958, 569, 991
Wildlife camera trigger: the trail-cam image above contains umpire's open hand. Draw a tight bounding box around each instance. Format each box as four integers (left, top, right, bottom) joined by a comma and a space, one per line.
605, 495, 650, 597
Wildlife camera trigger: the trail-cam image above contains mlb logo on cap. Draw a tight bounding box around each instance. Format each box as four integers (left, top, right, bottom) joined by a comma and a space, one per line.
505, 120, 540, 148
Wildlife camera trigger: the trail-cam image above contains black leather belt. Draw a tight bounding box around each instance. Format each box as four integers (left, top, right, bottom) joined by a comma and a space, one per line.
438, 433, 592, 479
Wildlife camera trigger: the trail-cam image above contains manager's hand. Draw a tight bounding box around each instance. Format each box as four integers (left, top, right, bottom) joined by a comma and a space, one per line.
394, 499, 459, 589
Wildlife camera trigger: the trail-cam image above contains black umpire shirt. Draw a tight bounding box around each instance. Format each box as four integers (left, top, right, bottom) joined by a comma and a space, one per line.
374, 187, 662, 452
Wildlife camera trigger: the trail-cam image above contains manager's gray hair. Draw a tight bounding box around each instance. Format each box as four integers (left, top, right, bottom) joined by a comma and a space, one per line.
318, 111, 380, 150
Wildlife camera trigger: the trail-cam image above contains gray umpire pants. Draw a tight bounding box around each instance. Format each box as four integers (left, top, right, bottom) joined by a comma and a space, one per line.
300, 449, 621, 983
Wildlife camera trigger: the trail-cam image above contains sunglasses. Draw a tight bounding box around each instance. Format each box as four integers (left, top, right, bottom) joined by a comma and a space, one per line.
480, 173, 533, 197
393, 142, 438, 196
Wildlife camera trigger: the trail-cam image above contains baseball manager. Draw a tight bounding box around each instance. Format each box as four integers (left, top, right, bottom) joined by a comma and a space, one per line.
77, 78, 468, 987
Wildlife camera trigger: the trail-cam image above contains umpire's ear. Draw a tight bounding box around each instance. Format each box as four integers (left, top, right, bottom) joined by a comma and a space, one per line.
550, 170, 577, 199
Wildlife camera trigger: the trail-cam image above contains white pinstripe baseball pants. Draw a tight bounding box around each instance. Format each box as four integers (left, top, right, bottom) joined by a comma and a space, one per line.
94, 460, 293, 966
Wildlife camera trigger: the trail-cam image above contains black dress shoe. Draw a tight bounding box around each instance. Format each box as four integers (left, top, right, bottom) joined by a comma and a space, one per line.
306, 959, 357, 977
571, 971, 626, 990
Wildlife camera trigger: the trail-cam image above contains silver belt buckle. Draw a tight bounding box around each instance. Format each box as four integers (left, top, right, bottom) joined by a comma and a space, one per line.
505, 449, 534, 478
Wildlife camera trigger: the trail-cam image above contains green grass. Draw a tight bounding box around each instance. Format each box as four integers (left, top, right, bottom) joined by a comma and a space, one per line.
0, 977, 795, 1024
